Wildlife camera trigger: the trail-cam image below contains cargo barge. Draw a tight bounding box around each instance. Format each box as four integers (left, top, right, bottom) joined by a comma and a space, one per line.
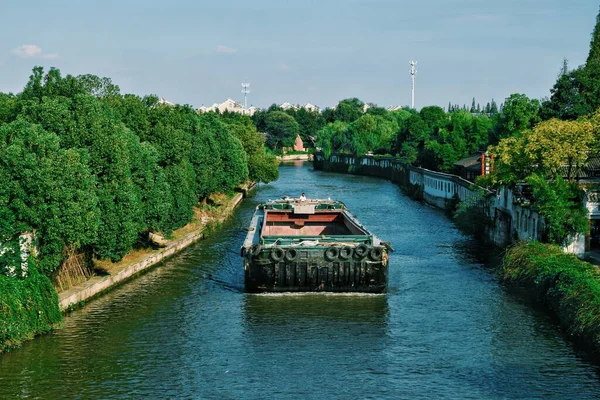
241, 198, 390, 293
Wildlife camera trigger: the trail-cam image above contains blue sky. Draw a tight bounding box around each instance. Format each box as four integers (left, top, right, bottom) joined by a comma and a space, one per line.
0, 0, 597, 109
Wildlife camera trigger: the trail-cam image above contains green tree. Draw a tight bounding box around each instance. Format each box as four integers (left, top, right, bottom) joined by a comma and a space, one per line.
586, 7, 600, 66
163, 160, 196, 230
492, 94, 540, 142
0, 93, 18, 123
394, 113, 428, 164
293, 107, 325, 146
527, 174, 588, 245
111, 94, 151, 138
540, 10, 600, 120
77, 74, 121, 98
334, 98, 364, 123
215, 129, 249, 191
224, 118, 279, 183
541, 61, 592, 120
316, 121, 351, 159
1, 66, 279, 272
419, 106, 447, 130
264, 111, 300, 150
490, 99, 498, 114
191, 114, 223, 198
322, 107, 336, 123
349, 114, 398, 155
0, 120, 99, 275
193, 112, 248, 193
526, 118, 595, 180
488, 117, 596, 185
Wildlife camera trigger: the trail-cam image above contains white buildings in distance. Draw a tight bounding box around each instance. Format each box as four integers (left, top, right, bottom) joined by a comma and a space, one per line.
159, 97, 406, 116
196, 99, 321, 116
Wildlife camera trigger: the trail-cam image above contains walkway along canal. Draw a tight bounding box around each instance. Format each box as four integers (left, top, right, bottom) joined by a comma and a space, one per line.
1, 162, 599, 399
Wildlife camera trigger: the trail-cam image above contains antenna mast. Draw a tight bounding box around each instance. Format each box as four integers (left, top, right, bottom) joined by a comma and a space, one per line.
409, 61, 417, 109
241, 82, 250, 112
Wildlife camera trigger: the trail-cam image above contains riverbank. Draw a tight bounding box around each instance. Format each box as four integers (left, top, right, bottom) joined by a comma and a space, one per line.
57, 186, 252, 311
503, 242, 600, 356
276, 153, 312, 161
0, 269, 61, 353
0, 184, 253, 354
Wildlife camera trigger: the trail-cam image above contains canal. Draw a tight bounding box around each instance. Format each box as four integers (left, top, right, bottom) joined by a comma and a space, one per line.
1, 162, 599, 399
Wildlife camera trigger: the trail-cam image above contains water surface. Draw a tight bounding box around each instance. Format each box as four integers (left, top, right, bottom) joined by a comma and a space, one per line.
1, 162, 599, 399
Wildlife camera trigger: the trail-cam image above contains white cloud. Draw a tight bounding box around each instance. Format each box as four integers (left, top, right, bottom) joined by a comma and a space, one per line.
275, 63, 291, 71
216, 44, 237, 54
12, 44, 42, 58
12, 44, 58, 59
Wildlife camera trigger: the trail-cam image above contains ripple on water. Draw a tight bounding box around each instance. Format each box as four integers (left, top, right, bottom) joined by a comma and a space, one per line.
1, 163, 600, 399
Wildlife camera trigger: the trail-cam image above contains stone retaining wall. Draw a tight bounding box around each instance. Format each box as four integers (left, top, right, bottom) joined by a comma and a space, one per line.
58, 191, 245, 311
314, 153, 548, 250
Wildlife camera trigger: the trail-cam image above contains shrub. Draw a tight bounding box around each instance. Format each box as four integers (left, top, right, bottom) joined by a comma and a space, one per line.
0, 261, 61, 353
503, 242, 600, 352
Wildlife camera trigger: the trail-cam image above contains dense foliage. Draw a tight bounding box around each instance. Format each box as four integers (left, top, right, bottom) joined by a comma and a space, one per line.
503, 242, 600, 353
315, 101, 494, 173
0, 264, 61, 353
0, 67, 277, 275
0, 67, 278, 351
314, 9, 600, 245
252, 104, 325, 151
541, 9, 600, 121
526, 175, 588, 245
484, 110, 599, 243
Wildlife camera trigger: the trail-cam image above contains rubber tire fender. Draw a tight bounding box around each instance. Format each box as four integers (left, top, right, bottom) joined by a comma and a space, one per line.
285, 248, 298, 262
271, 246, 285, 262
251, 244, 262, 257
324, 246, 340, 261
354, 244, 369, 259
369, 247, 383, 261
339, 246, 353, 260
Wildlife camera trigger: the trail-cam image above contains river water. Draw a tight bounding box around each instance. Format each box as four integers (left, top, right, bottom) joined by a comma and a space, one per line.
1, 162, 599, 399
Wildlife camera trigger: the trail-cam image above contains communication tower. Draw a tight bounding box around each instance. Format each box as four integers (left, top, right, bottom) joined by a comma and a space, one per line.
409, 61, 417, 109
241, 82, 250, 111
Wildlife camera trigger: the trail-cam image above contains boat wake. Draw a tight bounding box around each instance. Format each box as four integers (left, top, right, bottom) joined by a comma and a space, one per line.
250, 292, 387, 297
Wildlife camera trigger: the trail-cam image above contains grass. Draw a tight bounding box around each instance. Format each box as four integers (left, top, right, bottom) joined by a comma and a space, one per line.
503, 241, 600, 355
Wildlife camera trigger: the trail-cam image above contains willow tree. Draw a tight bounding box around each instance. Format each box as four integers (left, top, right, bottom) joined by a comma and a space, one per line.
316, 121, 350, 159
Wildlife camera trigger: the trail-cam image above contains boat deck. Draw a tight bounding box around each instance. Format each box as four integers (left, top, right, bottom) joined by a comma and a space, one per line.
241, 199, 389, 293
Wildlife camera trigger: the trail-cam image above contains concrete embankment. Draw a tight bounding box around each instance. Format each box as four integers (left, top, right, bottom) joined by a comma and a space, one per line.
57, 187, 251, 311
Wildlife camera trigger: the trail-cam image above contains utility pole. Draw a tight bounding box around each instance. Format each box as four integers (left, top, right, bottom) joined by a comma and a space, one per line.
409, 61, 417, 109
241, 82, 250, 113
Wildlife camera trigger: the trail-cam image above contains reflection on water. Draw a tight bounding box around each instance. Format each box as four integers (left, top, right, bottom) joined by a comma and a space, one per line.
1, 162, 600, 399
244, 293, 389, 329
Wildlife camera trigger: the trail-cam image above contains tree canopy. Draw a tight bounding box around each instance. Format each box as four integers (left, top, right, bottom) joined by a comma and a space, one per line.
263, 111, 300, 150
0, 67, 277, 278
541, 7, 600, 120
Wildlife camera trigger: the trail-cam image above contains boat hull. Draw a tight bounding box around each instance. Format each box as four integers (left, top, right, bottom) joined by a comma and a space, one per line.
241, 199, 390, 293
244, 247, 388, 293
